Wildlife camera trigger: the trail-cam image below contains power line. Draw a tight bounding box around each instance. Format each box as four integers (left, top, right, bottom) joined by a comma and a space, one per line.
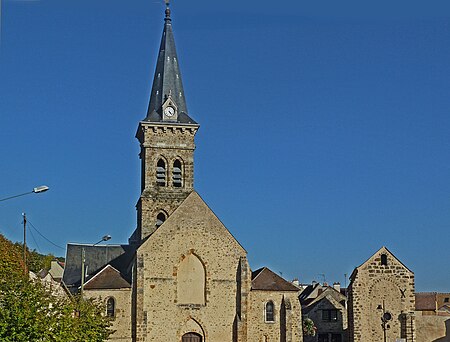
28, 227, 42, 254
27, 219, 65, 251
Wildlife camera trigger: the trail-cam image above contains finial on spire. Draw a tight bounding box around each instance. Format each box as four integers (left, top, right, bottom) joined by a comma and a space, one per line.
165, 0, 171, 20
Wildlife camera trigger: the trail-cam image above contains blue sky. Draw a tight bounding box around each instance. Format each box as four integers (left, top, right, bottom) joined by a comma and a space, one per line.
0, 0, 449, 292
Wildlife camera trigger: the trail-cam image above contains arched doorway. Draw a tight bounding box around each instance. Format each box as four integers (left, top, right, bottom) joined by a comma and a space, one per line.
182, 332, 202, 342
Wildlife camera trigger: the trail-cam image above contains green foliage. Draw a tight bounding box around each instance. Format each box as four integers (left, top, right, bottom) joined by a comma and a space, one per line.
0, 234, 112, 341
303, 317, 317, 336
10, 240, 64, 274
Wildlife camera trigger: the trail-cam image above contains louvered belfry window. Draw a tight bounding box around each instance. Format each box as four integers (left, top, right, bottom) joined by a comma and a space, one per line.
156, 159, 166, 186
173, 159, 183, 187
182, 333, 202, 342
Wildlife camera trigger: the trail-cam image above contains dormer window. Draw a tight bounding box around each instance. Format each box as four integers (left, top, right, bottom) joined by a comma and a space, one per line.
156, 159, 166, 186
173, 159, 183, 188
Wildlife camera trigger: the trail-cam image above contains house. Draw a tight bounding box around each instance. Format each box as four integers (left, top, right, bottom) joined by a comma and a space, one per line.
300, 283, 348, 342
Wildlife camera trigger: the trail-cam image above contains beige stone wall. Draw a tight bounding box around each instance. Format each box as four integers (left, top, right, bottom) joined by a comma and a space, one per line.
415, 312, 450, 342
138, 123, 197, 191
85, 288, 132, 342
247, 291, 302, 342
348, 248, 415, 342
136, 122, 198, 241
134, 191, 248, 342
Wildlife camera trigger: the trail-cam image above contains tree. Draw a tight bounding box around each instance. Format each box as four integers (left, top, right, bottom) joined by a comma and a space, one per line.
302, 317, 317, 337
0, 234, 113, 341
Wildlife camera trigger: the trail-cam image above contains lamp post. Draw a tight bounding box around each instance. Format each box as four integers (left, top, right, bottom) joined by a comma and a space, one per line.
377, 300, 392, 342
80, 235, 112, 297
0, 185, 49, 202
0, 185, 50, 274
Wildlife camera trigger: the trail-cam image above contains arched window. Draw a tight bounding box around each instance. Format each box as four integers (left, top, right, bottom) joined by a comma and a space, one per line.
381, 254, 388, 266
173, 159, 183, 188
156, 159, 166, 186
156, 212, 166, 227
106, 297, 115, 317
265, 301, 275, 322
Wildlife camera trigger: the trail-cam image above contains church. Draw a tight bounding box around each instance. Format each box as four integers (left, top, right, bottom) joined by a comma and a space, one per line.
62, 4, 303, 342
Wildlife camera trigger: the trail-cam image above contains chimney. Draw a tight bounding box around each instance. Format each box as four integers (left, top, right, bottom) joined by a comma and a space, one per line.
333, 282, 341, 292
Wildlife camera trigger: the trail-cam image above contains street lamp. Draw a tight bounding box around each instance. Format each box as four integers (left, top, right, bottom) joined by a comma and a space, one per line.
378, 301, 392, 342
80, 235, 112, 296
0, 185, 50, 274
0, 185, 49, 202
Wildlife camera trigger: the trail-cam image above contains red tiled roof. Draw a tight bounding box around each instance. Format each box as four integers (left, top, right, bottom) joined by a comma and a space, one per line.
251, 267, 299, 292
84, 265, 131, 290
415, 293, 437, 311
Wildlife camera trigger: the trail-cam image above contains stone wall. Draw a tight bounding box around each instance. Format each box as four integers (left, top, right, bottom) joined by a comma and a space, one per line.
133, 191, 248, 341
247, 291, 302, 342
415, 312, 450, 342
136, 122, 198, 241
348, 247, 415, 342
85, 288, 132, 342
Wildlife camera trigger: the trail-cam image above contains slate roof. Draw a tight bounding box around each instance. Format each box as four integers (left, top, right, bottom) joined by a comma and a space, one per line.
145, 5, 197, 125
62, 243, 135, 293
251, 267, 299, 292
301, 286, 347, 313
299, 283, 321, 304
415, 292, 437, 311
84, 265, 131, 290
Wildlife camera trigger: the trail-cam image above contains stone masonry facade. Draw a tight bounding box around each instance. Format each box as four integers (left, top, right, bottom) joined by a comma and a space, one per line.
135, 123, 197, 241
67, 6, 448, 342
348, 247, 416, 342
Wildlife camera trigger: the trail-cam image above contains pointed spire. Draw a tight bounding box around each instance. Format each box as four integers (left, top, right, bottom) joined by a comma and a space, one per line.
145, 3, 196, 124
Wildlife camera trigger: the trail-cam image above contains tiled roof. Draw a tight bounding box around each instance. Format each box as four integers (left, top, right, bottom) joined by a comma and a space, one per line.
251, 267, 299, 292
84, 265, 131, 290
415, 292, 437, 311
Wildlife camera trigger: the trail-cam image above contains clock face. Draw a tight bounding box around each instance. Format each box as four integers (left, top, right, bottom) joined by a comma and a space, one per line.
164, 106, 175, 117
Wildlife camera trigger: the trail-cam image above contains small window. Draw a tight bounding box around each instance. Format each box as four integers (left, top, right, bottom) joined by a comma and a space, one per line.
173, 159, 183, 188
156, 159, 166, 186
444, 297, 449, 303
156, 212, 166, 227
322, 309, 338, 321
265, 301, 274, 322
381, 254, 388, 266
106, 297, 115, 317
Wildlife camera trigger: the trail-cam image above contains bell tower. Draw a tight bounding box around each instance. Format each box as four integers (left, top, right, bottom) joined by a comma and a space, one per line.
132, 4, 199, 243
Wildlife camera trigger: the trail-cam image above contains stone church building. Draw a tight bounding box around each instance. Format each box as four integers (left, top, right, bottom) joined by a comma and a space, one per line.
61, 4, 447, 342
62, 5, 302, 342
348, 247, 416, 342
